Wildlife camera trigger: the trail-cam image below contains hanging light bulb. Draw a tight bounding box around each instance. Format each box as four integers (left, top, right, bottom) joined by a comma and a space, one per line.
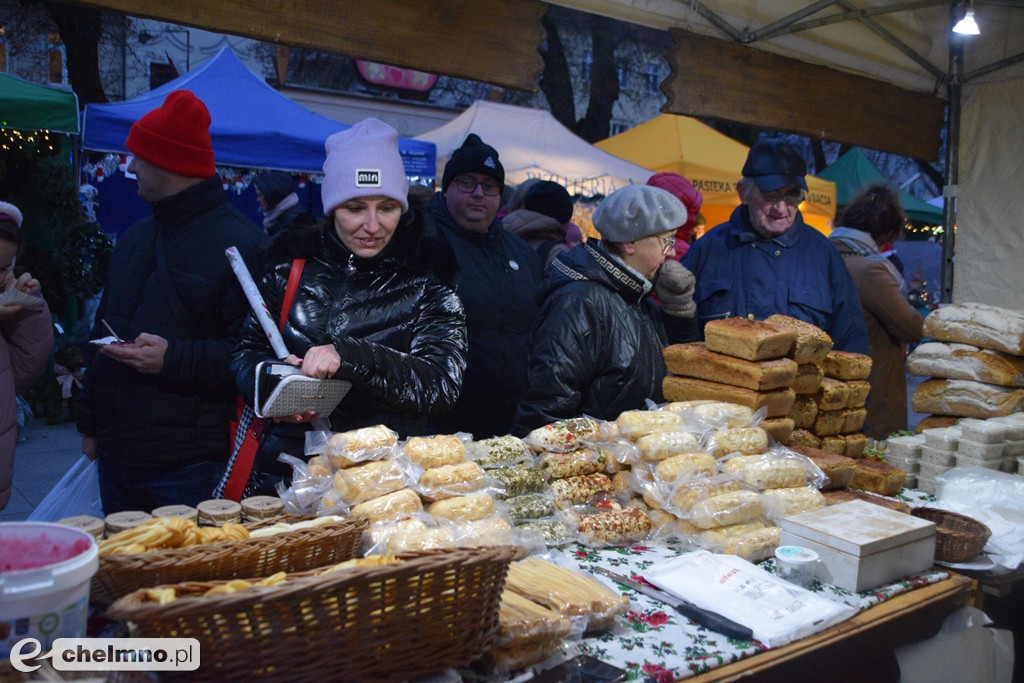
953, 2, 980, 35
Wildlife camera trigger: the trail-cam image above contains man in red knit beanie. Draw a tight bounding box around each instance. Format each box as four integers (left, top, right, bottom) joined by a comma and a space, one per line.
78, 90, 265, 513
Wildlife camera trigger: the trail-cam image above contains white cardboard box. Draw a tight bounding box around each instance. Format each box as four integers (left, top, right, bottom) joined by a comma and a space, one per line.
779, 500, 936, 592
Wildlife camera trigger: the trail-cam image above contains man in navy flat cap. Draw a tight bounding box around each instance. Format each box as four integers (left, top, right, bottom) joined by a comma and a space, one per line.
681, 138, 869, 353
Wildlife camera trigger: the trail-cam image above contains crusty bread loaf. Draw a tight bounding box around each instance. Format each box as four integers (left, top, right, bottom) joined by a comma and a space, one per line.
819, 435, 846, 454
760, 417, 795, 444
663, 342, 797, 391
843, 408, 868, 434
849, 459, 907, 496
922, 303, 1024, 355
788, 395, 819, 430
843, 433, 867, 457
792, 363, 824, 395
814, 409, 846, 436
912, 378, 1024, 419
786, 429, 821, 449
845, 380, 871, 409
822, 488, 911, 514
662, 376, 795, 417
815, 378, 851, 412
820, 350, 873, 381
703, 317, 795, 361
907, 341, 1024, 387
763, 314, 833, 364
914, 415, 963, 433
791, 446, 857, 489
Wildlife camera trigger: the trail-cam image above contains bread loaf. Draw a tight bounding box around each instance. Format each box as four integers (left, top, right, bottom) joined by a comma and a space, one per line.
550, 472, 614, 507
843, 433, 868, 457
786, 429, 821, 449
418, 461, 486, 501
914, 415, 963, 433
820, 350, 873, 381
538, 448, 607, 478
763, 314, 833, 364
654, 452, 716, 482
689, 490, 763, 529
819, 435, 846, 454
616, 409, 683, 440
350, 488, 423, 523
849, 459, 907, 496
663, 342, 797, 390
759, 417, 795, 444
922, 303, 1024, 355
907, 341, 1024, 387
822, 488, 911, 514
333, 459, 406, 505
704, 317, 796, 361
792, 363, 824, 394
813, 409, 846, 436
791, 447, 857, 489
843, 408, 868, 434
845, 380, 871, 408
711, 427, 769, 458
788, 395, 819, 430
815, 378, 851, 412
686, 402, 755, 428
427, 493, 495, 522
912, 378, 1024, 419
636, 430, 702, 461
760, 486, 826, 518
404, 434, 466, 469
722, 454, 807, 489
663, 376, 795, 417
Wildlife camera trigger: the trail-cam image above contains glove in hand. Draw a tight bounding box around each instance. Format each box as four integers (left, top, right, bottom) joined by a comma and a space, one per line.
655, 260, 696, 318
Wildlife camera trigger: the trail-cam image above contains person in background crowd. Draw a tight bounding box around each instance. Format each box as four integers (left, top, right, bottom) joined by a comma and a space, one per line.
830, 184, 924, 439
252, 170, 313, 237
646, 172, 703, 259
429, 134, 543, 439
0, 201, 52, 510
682, 138, 870, 354
232, 118, 467, 489
515, 185, 698, 433
503, 179, 578, 268
78, 90, 265, 514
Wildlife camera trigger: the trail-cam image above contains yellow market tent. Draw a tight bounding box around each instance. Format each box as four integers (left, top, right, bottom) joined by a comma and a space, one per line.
595, 114, 837, 235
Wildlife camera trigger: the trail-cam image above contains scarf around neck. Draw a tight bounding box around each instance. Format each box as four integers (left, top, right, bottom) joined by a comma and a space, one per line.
829, 226, 906, 293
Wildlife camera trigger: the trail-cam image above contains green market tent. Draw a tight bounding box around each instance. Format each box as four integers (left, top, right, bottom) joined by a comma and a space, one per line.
818, 148, 941, 225
0, 72, 79, 134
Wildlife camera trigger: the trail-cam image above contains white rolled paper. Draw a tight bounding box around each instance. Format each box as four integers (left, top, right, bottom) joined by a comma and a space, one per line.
225, 246, 289, 359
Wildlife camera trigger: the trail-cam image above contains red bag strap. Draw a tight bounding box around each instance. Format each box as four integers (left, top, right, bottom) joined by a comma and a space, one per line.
279, 258, 306, 331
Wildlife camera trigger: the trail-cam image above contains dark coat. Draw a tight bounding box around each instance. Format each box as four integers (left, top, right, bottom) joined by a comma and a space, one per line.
428, 193, 543, 439
231, 207, 467, 470
78, 176, 265, 470
514, 242, 670, 433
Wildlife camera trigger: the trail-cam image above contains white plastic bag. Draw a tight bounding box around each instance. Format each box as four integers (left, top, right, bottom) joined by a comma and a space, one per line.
27, 455, 103, 521
934, 466, 1024, 568
894, 606, 1014, 683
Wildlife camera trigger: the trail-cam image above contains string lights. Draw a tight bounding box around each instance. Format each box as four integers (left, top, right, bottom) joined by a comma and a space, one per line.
0, 128, 59, 154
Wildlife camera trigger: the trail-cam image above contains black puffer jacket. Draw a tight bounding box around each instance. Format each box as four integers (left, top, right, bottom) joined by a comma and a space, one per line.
514, 242, 670, 433
231, 208, 467, 468
78, 176, 265, 470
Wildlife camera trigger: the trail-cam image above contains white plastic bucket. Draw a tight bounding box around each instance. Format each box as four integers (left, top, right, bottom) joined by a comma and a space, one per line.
1, 522, 98, 660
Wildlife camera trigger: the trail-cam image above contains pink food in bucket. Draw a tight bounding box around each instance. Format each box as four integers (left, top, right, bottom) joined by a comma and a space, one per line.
0, 532, 93, 572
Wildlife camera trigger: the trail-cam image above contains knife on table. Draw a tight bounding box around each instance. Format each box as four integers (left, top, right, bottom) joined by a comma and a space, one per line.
593, 566, 754, 641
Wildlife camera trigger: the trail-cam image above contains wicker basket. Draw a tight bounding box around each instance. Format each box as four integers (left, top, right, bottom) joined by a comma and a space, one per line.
106, 545, 527, 681
91, 515, 366, 606
911, 507, 991, 563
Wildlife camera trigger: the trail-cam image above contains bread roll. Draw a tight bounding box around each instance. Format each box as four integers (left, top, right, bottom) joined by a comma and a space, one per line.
786, 429, 821, 449
703, 317, 796, 361
922, 302, 1024, 355
711, 427, 769, 458
306, 455, 332, 477
327, 424, 397, 464
333, 459, 406, 505
912, 378, 1024, 419
524, 417, 601, 453
791, 447, 857, 489
687, 402, 755, 428
689, 490, 763, 529
538, 448, 607, 478
385, 526, 454, 552
349, 488, 423, 523
843, 433, 867, 457
662, 376, 795, 417
792, 363, 824, 394
907, 341, 1024, 387
788, 395, 819, 430
722, 455, 807, 489
404, 434, 466, 469
616, 409, 683, 440
577, 508, 653, 545
709, 525, 781, 563
654, 452, 716, 482
670, 478, 742, 513
661, 399, 718, 412
663, 342, 797, 390
819, 435, 846, 454
760, 486, 826, 518
815, 378, 851, 412
470, 435, 533, 468
845, 381, 871, 408
427, 493, 495, 522
699, 520, 767, 545
763, 314, 833, 364
636, 430, 701, 461
849, 459, 908, 496
760, 417, 795, 444
550, 472, 614, 507
418, 461, 486, 501
820, 350, 872, 380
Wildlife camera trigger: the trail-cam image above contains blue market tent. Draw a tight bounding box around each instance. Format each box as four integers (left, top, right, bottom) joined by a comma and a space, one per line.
81, 47, 434, 177
818, 148, 942, 225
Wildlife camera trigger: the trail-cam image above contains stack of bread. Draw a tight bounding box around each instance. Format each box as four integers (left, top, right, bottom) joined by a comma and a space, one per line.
909, 303, 1024, 427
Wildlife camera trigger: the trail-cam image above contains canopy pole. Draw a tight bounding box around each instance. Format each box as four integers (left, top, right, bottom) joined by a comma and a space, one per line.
941, 2, 966, 304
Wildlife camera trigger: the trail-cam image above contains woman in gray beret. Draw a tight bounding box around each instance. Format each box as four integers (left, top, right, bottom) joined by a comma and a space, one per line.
514, 184, 698, 433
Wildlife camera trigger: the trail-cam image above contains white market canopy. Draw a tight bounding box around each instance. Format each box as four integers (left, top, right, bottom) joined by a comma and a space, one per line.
415, 100, 653, 197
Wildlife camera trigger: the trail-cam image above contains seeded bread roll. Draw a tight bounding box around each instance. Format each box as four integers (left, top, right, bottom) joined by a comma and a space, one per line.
907, 341, 1024, 387
636, 430, 701, 461
815, 378, 851, 412
849, 459, 907, 496
663, 342, 798, 391
912, 378, 1024, 419
788, 395, 819, 430
845, 380, 871, 408
711, 427, 769, 458
759, 417, 795, 444
922, 302, 1024, 355
786, 429, 821, 449
404, 434, 466, 469
662, 376, 795, 417
791, 447, 857, 489
703, 317, 796, 361
820, 350, 873, 381
763, 314, 833, 364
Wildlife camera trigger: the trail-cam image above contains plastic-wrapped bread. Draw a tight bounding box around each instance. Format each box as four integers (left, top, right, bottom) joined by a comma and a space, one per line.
469, 435, 533, 468
326, 424, 397, 467
786, 429, 821, 449
907, 341, 1024, 387
348, 487, 423, 524
616, 409, 683, 440
538, 448, 607, 478
760, 486, 826, 519
427, 493, 495, 522
660, 399, 718, 412
610, 471, 634, 499
922, 302, 1024, 355
496, 590, 573, 647
820, 350, 872, 381
490, 465, 548, 499
577, 508, 653, 546
763, 314, 833, 364
701, 521, 781, 563
504, 558, 629, 629
636, 430, 701, 461
550, 472, 613, 507
912, 378, 1024, 419
662, 376, 795, 417
760, 417, 795, 444
703, 317, 795, 361
688, 402, 755, 428
699, 519, 768, 545
366, 518, 428, 547
524, 417, 601, 453
384, 526, 455, 553
722, 454, 807, 489
654, 452, 716, 483
404, 434, 466, 469
663, 342, 798, 391
670, 477, 742, 513
306, 455, 332, 477
418, 461, 486, 501
689, 490, 763, 529
332, 458, 406, 505
792, 363, 824, 395
711, 427, 769, 458
504, 492, 557, 522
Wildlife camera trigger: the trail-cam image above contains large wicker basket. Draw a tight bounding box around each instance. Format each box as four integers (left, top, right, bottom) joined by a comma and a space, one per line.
911, 507, 991, 563
91, 515, 366, 606
106, 545, 527, 681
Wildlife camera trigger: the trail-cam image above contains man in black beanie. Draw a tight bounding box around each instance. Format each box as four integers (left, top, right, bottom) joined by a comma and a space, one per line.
429, 134, 543, 438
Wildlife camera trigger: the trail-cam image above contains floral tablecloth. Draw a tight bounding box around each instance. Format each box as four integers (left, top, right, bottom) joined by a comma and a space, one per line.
561, 488, 945, 682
